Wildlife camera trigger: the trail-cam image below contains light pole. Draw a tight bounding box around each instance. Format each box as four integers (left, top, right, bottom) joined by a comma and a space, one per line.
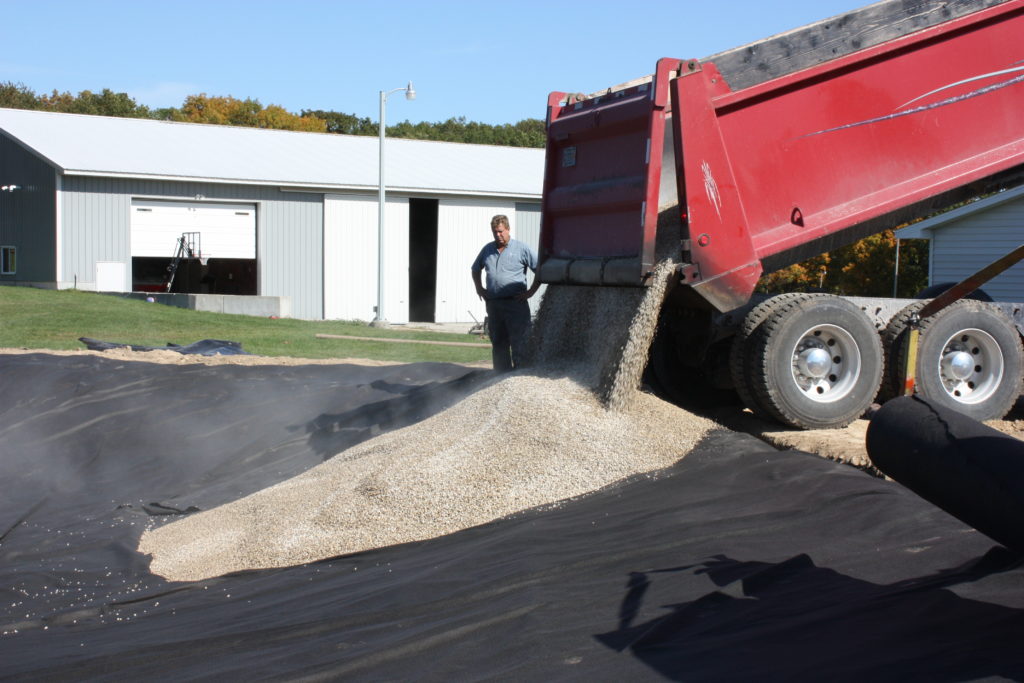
373, 81, 416, 326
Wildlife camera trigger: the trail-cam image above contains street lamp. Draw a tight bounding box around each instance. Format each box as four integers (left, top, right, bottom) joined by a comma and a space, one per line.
373, 81, 416, 326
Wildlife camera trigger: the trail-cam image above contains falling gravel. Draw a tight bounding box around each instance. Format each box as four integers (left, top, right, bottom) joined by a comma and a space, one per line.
140, 261, 716, 581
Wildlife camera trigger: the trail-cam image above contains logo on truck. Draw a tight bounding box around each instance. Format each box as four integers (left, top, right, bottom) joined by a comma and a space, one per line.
702, 160, 723, 221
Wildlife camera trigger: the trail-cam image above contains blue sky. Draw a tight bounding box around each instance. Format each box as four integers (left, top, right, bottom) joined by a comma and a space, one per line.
3, 0, 867, 125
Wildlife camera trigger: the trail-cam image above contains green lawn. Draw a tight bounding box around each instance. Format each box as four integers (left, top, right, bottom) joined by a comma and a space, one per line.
0, 287, 492, 364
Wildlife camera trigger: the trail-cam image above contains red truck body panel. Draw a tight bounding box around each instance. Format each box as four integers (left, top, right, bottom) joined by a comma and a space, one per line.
539, 1, 1024, 311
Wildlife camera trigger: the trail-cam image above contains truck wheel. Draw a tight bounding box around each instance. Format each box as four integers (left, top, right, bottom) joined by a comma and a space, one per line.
885, 299, 1022, 421
747, 294, 884, 429
645, 312, 739, 409
729, 293, 810, 419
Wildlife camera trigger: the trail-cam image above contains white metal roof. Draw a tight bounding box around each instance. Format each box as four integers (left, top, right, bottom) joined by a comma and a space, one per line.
0, 107, 543, 199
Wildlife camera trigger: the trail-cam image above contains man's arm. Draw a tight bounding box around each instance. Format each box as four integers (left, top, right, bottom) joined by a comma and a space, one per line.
515, 244, 541, 301
472, 269, 486, 300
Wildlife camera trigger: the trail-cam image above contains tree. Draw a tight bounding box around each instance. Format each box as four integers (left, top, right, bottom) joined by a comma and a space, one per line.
0, 82, 544, 145
40, 88, 151, 118
301, 109, 377, 136
169, 95, 326, 132
385, 116, 545, 148
0, 82, 41, 110
756, 230, 929, 297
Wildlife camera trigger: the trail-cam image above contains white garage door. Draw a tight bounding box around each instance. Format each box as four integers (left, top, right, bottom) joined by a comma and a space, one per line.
131, 199, 256, 259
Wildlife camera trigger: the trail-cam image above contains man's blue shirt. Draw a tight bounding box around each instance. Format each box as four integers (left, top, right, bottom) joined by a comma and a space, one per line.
472, 238, 538, 299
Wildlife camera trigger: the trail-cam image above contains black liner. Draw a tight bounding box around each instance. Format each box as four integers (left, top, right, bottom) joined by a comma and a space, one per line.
2, 354, 1023, 680
79, 337, 252, 356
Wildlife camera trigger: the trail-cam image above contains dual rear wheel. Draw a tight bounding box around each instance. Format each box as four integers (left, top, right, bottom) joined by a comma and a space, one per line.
882, 299, 1022, 421
729, 294, 1022, 429
730, 294, 883, 429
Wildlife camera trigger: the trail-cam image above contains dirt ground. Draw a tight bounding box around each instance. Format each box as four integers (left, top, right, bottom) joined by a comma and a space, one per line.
4, 346, 1021, 474
708, 400, 1024, 476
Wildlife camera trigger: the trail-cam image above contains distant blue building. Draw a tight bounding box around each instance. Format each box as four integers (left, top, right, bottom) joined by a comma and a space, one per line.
898, 185, 1024, 302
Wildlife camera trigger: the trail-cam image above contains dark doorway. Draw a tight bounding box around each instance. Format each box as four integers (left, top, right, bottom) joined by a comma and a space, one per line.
408, 198, 439, 322
132, 257, 256, 295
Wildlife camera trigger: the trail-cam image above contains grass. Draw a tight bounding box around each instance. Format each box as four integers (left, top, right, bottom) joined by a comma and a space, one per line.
0, 287, 492, 364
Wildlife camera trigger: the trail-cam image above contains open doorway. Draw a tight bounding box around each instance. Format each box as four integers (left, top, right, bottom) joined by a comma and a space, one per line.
130, 199, 257, 295
408, 198, 439, 322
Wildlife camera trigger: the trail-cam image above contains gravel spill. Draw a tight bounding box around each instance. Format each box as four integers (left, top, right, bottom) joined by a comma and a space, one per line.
140, 261, 716, 581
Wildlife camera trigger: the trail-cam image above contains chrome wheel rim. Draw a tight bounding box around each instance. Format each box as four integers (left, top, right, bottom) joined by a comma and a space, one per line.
935, 328, 1004, 405
790, 324, 861, 403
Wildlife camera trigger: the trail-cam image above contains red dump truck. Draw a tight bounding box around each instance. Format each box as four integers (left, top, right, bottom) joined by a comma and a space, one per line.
537, 0, 1024, 429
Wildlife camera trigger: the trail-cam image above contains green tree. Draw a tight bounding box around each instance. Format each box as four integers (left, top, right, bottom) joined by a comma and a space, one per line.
39, 88, 151, 118
385, 116, 545, 148
0, 81, 41, 110
301, 109, 377, 135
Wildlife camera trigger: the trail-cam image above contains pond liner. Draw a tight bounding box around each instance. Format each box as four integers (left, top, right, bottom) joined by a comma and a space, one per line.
2, 354, 1023, 680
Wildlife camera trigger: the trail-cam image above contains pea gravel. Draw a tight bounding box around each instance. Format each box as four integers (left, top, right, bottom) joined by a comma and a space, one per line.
140, 262, 716, 581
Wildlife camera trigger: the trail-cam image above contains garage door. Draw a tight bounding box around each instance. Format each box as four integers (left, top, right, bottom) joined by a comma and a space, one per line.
131, 199, 256, 259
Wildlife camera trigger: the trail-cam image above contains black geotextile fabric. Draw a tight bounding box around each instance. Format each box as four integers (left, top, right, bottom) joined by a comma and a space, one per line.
2, 354, 1024, 681
78, 337, 252, 356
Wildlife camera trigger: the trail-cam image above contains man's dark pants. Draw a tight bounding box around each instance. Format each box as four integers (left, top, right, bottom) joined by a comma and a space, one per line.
485, 298, 532, 372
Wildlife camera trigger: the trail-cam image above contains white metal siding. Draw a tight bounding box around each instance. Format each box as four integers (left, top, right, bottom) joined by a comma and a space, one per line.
929, 197, 1024, 302
60, 177, 324, 319
436, 198, 516, 324
515, 202, 545, 317
324, 194, 409, 323
130, 199, 256, 259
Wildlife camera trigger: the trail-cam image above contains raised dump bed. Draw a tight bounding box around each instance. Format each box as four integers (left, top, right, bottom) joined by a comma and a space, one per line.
537, 0, 1024, 428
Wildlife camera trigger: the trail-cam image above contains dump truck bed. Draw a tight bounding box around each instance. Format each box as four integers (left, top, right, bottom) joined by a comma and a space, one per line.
538, 0, 1024, 312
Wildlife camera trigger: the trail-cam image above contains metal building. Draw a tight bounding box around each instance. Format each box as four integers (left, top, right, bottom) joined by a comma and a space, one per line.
0, 108, 543, 322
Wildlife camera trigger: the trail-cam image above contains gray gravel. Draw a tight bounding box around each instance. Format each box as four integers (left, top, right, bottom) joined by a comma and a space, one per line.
140, 262, 716, 581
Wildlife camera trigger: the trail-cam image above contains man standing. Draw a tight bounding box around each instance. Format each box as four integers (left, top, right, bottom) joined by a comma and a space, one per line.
471, 214, 540, 372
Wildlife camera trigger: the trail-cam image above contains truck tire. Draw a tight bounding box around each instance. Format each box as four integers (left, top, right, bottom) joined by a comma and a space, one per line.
884, 299, 1023, 421
746, 294, 884, 429
729, 293, 810, 419
645, 311, 739, 409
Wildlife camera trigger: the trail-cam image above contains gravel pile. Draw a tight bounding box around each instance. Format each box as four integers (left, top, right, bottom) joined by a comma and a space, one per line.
140, 261, 715, 581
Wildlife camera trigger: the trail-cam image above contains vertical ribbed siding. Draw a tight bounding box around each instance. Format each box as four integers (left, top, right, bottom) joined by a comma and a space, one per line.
60, 178, 324, 318
930, 197, 1024, 303
436, 198, 516, 323
259, 194, 322, 320
515, 202, 544, 316
0, 133, 57, 283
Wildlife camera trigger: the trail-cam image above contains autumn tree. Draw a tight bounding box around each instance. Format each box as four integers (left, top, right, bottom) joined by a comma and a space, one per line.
169, 95, 325, 132
1, 82, 545, 145
756, 230, 929, 297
